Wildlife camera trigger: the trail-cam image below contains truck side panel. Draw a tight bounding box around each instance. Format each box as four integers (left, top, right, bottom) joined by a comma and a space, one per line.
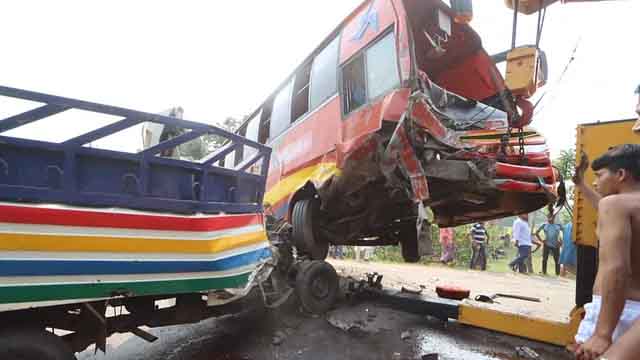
574, 119, 640, 247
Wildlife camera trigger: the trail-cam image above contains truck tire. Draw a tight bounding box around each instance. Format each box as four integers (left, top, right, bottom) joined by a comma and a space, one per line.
292, 199, 328, 260
0, 328, 77, 360
295, 260, 338, 314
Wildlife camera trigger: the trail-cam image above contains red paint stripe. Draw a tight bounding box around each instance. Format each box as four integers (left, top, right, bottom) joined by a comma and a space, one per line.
0, 205, 263, 231
495, 163, 555, 183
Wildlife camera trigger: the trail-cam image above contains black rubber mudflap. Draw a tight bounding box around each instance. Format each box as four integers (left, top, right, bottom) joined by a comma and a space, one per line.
576, 245, 598, 307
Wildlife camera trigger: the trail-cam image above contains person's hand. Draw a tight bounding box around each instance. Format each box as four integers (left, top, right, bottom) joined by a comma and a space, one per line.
572, 151, 589, 186
574, 334, 612, 360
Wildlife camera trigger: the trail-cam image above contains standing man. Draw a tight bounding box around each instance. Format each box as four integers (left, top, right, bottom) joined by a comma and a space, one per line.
535, 213, 563, 276
469, 222, 488, 270
509, 214, 532, 273
571, 144, 640, 359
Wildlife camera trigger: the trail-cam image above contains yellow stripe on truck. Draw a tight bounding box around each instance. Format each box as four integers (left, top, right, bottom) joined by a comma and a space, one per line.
0, 231, 268, 254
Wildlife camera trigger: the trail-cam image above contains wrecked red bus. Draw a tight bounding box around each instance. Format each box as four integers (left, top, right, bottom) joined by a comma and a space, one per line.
231, 0, 559, 262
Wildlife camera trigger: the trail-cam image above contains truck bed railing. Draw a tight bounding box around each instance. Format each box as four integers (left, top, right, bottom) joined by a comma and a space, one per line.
0, 86, 271, 214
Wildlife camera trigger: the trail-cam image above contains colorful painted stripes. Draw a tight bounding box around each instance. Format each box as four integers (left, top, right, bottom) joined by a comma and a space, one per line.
0, 270, 254, 306
0, 248, 272, 276
0, 202, 272, 309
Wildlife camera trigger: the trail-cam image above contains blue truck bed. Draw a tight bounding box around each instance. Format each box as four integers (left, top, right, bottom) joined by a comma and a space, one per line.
0, 85, 271, 214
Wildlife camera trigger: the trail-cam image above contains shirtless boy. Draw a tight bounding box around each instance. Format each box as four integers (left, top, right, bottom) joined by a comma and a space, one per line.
572, 144, 640, 360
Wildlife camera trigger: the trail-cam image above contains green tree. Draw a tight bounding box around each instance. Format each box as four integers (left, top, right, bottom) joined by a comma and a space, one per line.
553, 148, 576, 184
204, 116, 245, 151
552, 148, 576, 222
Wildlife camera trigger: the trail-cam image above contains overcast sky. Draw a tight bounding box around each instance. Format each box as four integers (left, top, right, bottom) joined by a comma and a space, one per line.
1, 0, 638, 156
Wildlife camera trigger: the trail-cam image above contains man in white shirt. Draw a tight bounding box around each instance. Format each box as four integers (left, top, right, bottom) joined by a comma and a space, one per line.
509, 214, 532, 273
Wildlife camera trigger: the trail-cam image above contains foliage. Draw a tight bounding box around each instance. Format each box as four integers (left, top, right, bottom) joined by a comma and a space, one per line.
553, 148, 576, 182
203, 116, 245, 151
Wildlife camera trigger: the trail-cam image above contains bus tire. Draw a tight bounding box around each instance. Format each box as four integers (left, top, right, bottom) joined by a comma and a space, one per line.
400, 227, 421, 263
292, 199, 328, 260
295, 260, 338, 314
0, 328, 77, 360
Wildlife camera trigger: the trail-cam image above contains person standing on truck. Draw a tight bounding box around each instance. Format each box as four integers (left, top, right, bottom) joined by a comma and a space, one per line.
571, 144, 640, 359
469, 222, 488, 270
509, 214, 532, 273
535, 213, 563, 276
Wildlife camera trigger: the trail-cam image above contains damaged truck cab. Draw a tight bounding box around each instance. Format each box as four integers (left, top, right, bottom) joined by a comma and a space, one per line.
233, 0, 558, 262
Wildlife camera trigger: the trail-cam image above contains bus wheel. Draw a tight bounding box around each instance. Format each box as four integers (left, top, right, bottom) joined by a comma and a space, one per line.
292, 199, 328, 260
0, 328, 77, 360
295, 260, 338, 314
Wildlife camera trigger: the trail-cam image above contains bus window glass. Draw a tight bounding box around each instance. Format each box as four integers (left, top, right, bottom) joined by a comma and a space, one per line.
366, 32, 400, 100
225, 147, 236, 169
259, 100, 272, 144
246, 111, 261, 142
342, 56, 366, 114
309, 36, 340, 110
269, 79, 294, 139
233, 126, 246, 166
244, 110, 262, 160
292, 64, 311, 122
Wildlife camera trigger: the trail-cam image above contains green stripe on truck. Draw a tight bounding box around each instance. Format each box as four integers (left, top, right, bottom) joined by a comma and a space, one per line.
0, 272, 252, 304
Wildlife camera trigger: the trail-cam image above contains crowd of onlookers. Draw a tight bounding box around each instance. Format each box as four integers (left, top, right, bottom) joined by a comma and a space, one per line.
329, 211, 577, 277
438, 211, 577, 276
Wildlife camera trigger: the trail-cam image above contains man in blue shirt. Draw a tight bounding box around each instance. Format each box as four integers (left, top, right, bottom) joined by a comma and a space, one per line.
535, 213, 564, 276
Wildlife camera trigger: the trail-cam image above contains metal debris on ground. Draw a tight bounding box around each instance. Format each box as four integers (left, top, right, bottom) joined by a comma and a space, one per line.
401, 286, 423, 295
515, 345, 540, 359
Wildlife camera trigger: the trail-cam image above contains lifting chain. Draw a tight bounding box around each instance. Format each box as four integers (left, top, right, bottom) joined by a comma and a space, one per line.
518, 126, 526, 162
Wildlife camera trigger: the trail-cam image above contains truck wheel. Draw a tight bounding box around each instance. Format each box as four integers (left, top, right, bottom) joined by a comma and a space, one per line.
292, 199, 328, 260
0, 328, 77, 360
295, 260, 338, 314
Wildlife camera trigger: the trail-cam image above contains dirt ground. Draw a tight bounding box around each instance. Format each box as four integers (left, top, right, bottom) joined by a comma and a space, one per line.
330, 259, 577, 322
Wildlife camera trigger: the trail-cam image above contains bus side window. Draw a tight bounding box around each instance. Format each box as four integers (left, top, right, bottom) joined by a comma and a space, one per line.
342, 55, 367, 114
260, 99, 273, 143
292, 63, 311, 122
234, 125, 247, 166
244, 111, 261, 158
309, 36, 340, 110
365, 32, 400, 100
342, 31, 400, 115
269, 79, 294, 140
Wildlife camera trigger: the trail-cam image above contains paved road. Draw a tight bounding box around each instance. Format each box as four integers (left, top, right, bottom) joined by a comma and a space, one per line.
77, 301, 572, 360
